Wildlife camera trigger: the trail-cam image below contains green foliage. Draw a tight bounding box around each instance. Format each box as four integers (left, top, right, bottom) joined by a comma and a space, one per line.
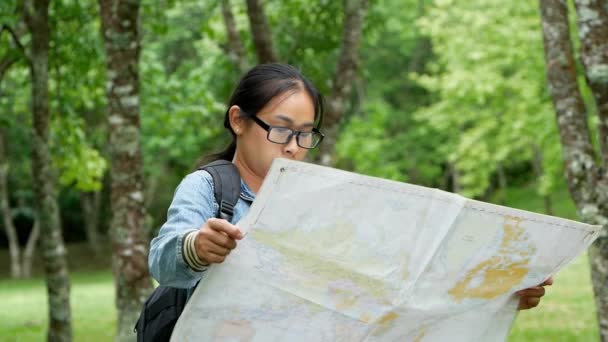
1, 64, 34, 206
337, 98, 445, 185
413, 0, 561, 197
50, 116, 107, 191
0, 0, 588, 240
267, 0, 344, 93
140, 0, 238, 179
1, 0, 108, 194
337, 99, 404, 180
336, 0, 447, 186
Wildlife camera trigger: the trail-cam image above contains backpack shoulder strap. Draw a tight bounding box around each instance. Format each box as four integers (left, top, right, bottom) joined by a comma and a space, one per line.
134, 161, 240, 340
198, 160, 241, 222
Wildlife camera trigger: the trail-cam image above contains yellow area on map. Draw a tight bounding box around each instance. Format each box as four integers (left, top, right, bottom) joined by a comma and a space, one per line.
369, 311, 400, 336
448, 216, 536, 302
413, 327, 426, 342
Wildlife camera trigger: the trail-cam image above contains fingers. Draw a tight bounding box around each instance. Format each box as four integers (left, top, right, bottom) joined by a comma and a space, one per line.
516, 279, 553, 311
193, 218, 243, 265
207, 218, 243, 240
517, 286, 545, 298
541, 277, 554, 286
518, 296, 541, 310
201, 239, 231, 256
208, 230, 238, 250
203, 252, 227, 264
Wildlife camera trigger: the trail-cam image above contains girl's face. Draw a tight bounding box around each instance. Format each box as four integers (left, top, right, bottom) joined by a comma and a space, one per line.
231, 90, 316, 181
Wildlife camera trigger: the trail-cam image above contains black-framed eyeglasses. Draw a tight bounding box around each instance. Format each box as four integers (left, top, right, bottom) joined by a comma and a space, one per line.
249, 115, 324, 149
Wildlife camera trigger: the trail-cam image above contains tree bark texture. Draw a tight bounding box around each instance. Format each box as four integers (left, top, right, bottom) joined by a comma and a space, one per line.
573, 0, 608, 169
540, 0, 608, 340
26, 0, 73, 340
245, 0, 278, 63
99, 0, 153, 340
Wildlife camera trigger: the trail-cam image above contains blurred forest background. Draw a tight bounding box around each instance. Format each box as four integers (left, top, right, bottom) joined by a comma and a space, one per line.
1, 0, 607, 341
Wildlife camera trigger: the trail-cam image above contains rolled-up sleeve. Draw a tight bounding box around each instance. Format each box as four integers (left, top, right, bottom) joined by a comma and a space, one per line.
149, 170, 218, 288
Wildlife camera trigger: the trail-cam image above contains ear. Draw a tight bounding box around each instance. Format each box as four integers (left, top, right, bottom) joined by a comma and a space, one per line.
228, 105, 246, 135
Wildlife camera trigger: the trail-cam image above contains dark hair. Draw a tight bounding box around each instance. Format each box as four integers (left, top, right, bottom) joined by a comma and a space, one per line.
202, 63, 325, 164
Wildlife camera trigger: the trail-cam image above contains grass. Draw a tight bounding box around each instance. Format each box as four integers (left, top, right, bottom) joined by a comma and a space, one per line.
0, 271, 116, 341
0, 183, 600, 341
491, 183, 579, 220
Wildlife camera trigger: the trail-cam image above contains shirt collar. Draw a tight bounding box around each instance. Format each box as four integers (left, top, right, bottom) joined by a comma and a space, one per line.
240, 179, 256, 202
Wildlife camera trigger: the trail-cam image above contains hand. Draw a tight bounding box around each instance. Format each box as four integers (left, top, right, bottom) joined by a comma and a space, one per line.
194, 218, 243, 264
516, 277, 553, 310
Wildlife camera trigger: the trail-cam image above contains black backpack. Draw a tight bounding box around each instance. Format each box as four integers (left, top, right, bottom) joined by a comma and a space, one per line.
134, 160, 241, 342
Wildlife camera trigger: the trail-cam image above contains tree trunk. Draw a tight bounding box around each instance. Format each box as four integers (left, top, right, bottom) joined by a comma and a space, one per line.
449, 162, 461, 194
0, 130, 21, 278
407, 0, 432, 74
80, 191, 103, 256
495, 163, 508, 205
98, 1, 154, 340
573, 0, 608, 170
22, 219, 40, 278
539, 0, 608, 339
245, 0, 278, 63
221, 0, 249, 73
317, 0, 369, 166
539, 0, 598, 205
572, 1, 608, 339
26, 0, 73, 340
531, 144, 553, 215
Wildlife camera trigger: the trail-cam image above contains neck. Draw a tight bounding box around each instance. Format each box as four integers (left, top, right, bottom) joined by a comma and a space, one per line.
232, 153, 263, 193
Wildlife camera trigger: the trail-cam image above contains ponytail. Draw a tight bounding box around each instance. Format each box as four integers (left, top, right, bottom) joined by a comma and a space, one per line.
195, 139, 236, 169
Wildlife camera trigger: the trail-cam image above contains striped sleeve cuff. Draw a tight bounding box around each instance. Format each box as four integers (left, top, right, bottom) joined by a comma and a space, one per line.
181, 230, 209, 272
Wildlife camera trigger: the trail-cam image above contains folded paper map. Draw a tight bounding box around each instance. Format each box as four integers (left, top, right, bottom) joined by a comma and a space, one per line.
171, 158, 601, 341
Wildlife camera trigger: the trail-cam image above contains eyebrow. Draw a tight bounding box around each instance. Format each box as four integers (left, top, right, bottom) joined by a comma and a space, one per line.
274, 114, 315, 128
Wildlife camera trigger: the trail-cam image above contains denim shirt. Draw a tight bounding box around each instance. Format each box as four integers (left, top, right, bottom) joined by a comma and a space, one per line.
148, 169, 255, 289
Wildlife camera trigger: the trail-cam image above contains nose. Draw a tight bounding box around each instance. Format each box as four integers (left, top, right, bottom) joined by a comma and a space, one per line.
283, 134, 300, 156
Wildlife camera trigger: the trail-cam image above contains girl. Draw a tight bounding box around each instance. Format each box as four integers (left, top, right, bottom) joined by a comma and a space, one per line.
148, 63, 549, 311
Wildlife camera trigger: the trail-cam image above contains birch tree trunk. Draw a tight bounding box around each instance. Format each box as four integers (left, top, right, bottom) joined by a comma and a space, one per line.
245, 0, 278, 63
26, 0, 73, 339
317, 0, 369, 166
540, 0, 608, 339
98, 0, 154, 340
